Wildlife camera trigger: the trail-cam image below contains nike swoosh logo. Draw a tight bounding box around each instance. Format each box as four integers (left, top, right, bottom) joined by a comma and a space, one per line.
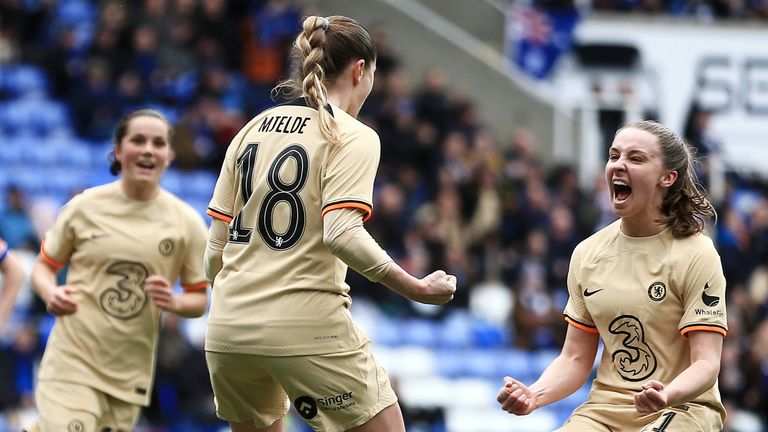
701, 282, 720, 307
583, 288, 603, 297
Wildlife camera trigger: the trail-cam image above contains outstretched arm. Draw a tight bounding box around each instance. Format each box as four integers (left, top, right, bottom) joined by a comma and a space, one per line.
634, 330, 722, 413
498, 325, 598, 415
323, 208, 456, 305
0, 249, 25, 328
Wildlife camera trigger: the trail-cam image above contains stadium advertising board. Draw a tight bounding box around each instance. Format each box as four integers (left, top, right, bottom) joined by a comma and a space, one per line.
576, 19, 768, 177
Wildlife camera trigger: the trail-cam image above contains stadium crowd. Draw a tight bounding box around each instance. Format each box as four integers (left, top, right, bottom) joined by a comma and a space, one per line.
0, 0, 767, 431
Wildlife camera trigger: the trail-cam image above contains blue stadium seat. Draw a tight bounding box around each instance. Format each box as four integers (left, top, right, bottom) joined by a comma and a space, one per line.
86, 166, 115, 189
472, 319, 510, 349
400, 318, 439, 348
57, 0, 96, 23
51, 138, 93, 170
161, 169, 184, 196
16, 134, 58, 167
530, 349, 560, 377
88, 142, 113, 170
437, 310, 474, 349
0, 138, 24, 166
180, 170, 217, 201
2, 98, 68, 137
11, 166, 48, 196
496, 348, 534, 383
0, 64, 49, 97
371, 317, 402, 346
46, 168, 86, 197
433, 349, 467, 378
464, 349, 501, 379
34, 101, 71, 136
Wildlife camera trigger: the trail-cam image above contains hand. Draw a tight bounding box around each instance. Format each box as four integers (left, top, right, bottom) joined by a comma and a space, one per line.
45, 285, 79, 315
414, 270, 456, 305
144, 275, 177, 312
497, 377, 537, 415
634, 380, 668, 413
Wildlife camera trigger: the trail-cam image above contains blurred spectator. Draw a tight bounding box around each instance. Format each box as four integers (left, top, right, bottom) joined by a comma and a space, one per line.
0, 186, 37, 251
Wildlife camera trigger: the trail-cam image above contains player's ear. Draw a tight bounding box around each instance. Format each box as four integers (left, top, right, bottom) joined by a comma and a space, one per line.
113, 143, 122, 162
660, 170, 678, 188
352, 59, 365, 85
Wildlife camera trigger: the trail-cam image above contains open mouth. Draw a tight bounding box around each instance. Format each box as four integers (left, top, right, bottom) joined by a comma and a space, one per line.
613, 180, 632, 202
136, 160, 156, 171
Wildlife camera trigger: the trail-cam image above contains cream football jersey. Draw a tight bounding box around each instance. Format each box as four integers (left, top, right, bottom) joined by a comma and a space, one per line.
564, 219, 727, 423
39, 182, 208, 406
206, 99, 379, 356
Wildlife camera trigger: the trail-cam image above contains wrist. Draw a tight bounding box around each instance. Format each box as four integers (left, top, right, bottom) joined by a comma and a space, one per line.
38, 284, 55, 305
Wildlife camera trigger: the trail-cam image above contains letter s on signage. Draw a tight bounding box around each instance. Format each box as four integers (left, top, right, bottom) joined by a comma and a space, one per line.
695, 56, 732, 113
695, 56, 768, 115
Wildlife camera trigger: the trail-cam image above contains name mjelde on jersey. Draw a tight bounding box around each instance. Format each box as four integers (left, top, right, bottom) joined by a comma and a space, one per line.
259, 115, 311, 134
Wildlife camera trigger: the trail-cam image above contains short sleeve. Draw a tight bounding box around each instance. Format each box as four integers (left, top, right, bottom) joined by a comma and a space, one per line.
180, 209, 209, 292
207, 137, 242, 223
320, 127, 380, 222
41, 197, 80, 270
678, 238, 727, 338
563, 244, 598, 333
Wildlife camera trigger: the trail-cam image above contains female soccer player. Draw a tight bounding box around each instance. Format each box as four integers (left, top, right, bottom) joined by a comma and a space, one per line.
27, 109, 209, 432
204, 15, 456, 432
498, 120, 727, 431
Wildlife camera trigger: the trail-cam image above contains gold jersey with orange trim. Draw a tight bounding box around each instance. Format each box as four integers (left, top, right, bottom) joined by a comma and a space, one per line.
563, 219, 727, 423
38, 181, 208, 406
206, 99, 379, 357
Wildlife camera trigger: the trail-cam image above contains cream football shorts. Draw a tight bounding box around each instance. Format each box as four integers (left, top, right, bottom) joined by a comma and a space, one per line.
26, 380, 140, 432
556, 402, 723, 432
206, 342, 398, 432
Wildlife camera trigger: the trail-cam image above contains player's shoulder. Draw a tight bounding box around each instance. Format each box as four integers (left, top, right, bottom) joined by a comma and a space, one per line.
574, 219, 622, 257
65, 181, 120, 210
669, 229, 718, 260
332, 106, 379, 143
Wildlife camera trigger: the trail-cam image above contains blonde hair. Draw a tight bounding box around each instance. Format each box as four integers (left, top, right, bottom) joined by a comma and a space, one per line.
619, 120, 716, 238
273, 15, 376, 146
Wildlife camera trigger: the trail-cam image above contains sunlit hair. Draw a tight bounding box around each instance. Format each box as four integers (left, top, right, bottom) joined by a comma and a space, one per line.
273, 15, 376, 146
109, 108, 172, 176
618, 120, 716, 238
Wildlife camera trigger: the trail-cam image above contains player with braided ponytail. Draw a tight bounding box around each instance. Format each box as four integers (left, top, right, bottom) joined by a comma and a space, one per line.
205, 15, 456, 432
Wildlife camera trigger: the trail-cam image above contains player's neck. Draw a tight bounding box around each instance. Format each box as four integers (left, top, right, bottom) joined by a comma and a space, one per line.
120, 179, 160, 202
619, 215, 666, 238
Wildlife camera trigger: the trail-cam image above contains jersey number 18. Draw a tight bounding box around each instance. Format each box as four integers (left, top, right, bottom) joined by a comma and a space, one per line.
229, 143, 309, 250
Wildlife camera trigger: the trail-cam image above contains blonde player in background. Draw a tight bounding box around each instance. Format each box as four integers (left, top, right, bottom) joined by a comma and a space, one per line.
204, 15, 457, 432
497, 120, 727, 431
26, 109, 209, 432
0, 236, 24, 329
